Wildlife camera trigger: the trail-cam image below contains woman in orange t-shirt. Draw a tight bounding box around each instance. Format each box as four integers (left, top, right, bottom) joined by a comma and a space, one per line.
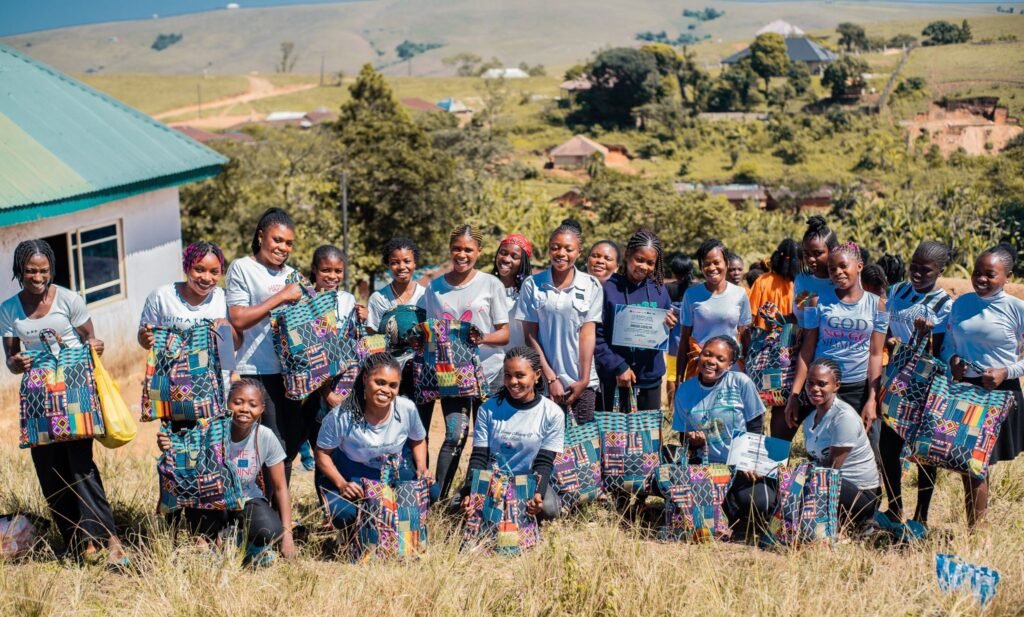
748, 238, 800, 327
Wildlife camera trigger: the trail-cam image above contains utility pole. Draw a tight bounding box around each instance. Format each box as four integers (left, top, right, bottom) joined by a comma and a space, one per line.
340, 171, 349, 289
320, 54, 325, 86
196, 83, 201, 118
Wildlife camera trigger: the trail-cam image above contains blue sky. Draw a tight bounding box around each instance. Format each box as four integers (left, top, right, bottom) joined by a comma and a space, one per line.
0, 1, 352, 36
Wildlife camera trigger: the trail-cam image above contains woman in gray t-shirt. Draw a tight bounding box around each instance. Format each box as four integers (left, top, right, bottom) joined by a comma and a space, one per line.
0, 239, 126, 567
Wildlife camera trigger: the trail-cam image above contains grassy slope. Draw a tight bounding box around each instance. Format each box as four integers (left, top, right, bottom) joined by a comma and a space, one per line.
74, 74, 251, 115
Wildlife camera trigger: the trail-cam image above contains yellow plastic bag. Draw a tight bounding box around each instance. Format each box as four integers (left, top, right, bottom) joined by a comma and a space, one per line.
91, 348, 137, 449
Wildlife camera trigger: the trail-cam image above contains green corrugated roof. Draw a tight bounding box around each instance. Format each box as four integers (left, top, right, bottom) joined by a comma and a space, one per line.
0, 44, 227, 227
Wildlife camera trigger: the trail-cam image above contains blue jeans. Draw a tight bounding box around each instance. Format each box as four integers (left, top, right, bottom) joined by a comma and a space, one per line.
316, 449, 428, 529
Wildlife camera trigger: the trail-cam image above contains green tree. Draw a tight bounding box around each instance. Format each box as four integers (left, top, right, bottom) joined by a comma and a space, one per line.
768, 82, 796, 111
786, 61, 811, 97
442, 52, 482, 76
277, 41, 298, 73
749, 33, 789, 92
578, 47, 661, 127
707, 61, 760, 111
922, 20, 968, 46
836, 23, 868, 52
564, 64, 586, 81
960, 19, 973, 43
821, 56, 869, 100
335, 64, 458, 274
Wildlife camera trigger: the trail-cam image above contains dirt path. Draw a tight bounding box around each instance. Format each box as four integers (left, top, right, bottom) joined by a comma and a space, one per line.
153, 75, 318, 122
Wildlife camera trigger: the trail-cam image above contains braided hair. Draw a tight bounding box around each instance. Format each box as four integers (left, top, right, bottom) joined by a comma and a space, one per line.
980, 243, 1017, 276
250, 207, 295, 256
449, 224, 484, 249
625, 229, 665, 288
808, 357, 843, 386
11, 239, 57, 288
381, 238, 420, 268
770, 238, 801, 281
913, 241, 952, 271
309, 244, 346, 282
702, 335, 740, 365
182, 241, 225, 274
830, 241, 862, 263
227, 377, 268, 408
803, 216, 838, 251
861, 263, 888, 296
346, 352, 402, 423
877, 254, 906, 286
496, 345, 544, 402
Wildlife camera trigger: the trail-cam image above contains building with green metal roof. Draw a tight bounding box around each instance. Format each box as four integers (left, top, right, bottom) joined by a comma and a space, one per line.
0, 43, 227, 368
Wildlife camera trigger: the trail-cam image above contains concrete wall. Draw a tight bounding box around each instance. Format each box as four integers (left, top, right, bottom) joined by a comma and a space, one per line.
0, 187, 183, 387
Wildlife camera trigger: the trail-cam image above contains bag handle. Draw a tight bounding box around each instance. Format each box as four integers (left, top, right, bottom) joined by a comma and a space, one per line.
611, 386, 640, 414
285, 270, 317, 300
37, 328, 64, 352
678, 432, 710, 467
757, 302, 787, 331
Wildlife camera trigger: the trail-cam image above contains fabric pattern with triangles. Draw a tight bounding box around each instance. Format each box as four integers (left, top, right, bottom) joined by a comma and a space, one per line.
142, 320, 225, 423
745, 302, 799, 406
461, 467, 540, 556
552, 416, 604, 510
656, 462, 731, 542
412, 319, 489, 404
157, 415, 244, 514
353, 455, 429, 561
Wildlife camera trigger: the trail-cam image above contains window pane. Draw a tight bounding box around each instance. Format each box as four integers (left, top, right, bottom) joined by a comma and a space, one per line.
71, 246, 81, 290
81, 239, 120, 291
85, 284, 121, 304
80, 224, 117, 244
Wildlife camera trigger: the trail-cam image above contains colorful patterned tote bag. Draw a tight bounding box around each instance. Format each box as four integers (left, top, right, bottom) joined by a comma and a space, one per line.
744, 303, 798, 407
157, 415, 244, 514
593, 389, 662, 494
19, 329, 104, 448
552, 415, 604, 510
910, 365, 1013, 480
271, 273, 349, 400
655, 448, 731, 542
461, 467, 540, 556
142, 320, 225, 423
353, 455, 429, 561
762, 463, 840, 547
378, 305, 426, 353
878, 334, 941, 443
413, 319, 489, 404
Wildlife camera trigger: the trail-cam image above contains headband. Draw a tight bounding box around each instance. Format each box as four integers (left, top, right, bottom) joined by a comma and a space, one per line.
499, 234, 533, 259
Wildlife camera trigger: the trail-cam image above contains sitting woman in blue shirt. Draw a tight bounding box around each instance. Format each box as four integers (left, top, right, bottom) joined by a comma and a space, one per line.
672, 336, 770, 539
314, 353, 433, 533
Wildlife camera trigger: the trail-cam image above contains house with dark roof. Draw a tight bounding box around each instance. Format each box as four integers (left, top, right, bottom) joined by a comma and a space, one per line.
723, 36, 838, 74
0, 44, 226, 372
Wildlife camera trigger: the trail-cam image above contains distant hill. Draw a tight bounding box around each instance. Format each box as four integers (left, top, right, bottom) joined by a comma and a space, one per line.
0, 0, 997, 76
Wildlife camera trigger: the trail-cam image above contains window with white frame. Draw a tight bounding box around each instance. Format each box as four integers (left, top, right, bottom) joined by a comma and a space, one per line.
42, 221, 126, 306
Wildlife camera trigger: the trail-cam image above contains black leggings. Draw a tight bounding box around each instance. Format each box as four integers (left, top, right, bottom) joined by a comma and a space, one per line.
241, 374, 304, 485
423, 397, 479, 500
600, 383, 662, 412
183, 497, 283, 547
30, 439, 117, 552
839, 479, 880, 528
879, 423, 937, 522
724, 474, 778, 537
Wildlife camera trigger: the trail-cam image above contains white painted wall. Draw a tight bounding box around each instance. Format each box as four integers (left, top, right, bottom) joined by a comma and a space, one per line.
0, 187, 183, 386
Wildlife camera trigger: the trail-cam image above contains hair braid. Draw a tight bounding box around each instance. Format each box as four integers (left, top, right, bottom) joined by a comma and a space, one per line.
626, 229, 665, 288
11, 239, 57, 287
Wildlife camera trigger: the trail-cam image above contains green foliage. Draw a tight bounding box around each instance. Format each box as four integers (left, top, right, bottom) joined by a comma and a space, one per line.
786, 62, 811, 97
749, 33, 789, 92
442, 53, 483, 77
150, 33, 182, 52
277, 41, 298, 73
578, 48, 661, 127
706, 61, 761, 111
922, 20, 972, 46
395, 40, 443, 61
682, 7, 725, 21
635, 31, 710, 45
821, 56, 870, 100
837, 23, 868, 52
518, 62, 547, 77
564, 64, 586, 81
888, 33, 918, 48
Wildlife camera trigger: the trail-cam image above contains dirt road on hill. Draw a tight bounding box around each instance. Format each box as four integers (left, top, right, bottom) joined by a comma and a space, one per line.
153, 75, 318, 125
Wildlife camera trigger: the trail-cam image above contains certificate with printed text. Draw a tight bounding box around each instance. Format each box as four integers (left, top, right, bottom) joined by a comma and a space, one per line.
726, 432, 791, 476
612, 304, 669, 351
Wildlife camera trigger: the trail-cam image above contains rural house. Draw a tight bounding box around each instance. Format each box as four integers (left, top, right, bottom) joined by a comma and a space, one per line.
549, 135, 609, 168
724, 22, 838, 74
0, 44, 226, 379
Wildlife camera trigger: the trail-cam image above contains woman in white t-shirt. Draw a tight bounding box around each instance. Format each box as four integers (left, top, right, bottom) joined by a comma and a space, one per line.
315, 353, 432, 530
158, 378, 295, 564
493, 233, 533, 350
460, 346, 565, 521
0, 240, 126, 567
802, 358, 881, 528
225, 208, 304, 484
366, 238, 426, 334
422, 224, 511, 499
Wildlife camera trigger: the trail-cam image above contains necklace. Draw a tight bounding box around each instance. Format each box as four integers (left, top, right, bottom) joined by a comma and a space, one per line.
390, 281, 414, 305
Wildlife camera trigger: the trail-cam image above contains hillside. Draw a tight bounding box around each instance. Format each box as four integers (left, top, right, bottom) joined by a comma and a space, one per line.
1, 0, 999, 76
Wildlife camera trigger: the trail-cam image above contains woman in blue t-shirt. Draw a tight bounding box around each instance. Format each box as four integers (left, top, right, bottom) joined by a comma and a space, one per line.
672, 336, 770, 538
793, 216, 839, 329
785, 242, 888, 452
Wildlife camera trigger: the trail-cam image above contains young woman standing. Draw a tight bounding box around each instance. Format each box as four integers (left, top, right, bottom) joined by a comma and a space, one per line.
366, 238, 425, 335
225, 207, 304, 484
422, 225, 510, 498
793, 216, 839, 328
747, 238, 800, 329
940, 244, 1024, 526
517, 223, 603, 423
0, 240, 125, 566
494, 233, 533, 350
595, 229, 677, 411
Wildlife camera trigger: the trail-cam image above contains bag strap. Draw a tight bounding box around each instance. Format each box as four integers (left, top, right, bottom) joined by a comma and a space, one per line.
37, 328, 63, 352
611, 387, 640, 414
757, 302, 786, 330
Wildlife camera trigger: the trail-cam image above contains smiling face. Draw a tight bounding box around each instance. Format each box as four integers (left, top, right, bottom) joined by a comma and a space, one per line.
972, 253, 1008, 298
229, 384, 266, 433
726, 256, 744, 286
828, 251, 862, 292
314, 255, 345, 292
503, 356, 540, 402
803, 237, 830, 278
626, 246, 658, 284
363, 365, 401, 410
257, 223, 295, 267
908, 254, 941, 293
449, 236, 481, 274
20, 253, 52, 295
805, 364, 840, 408
388, 248, 417, 284
697, 339, 734, 383
184, 253, 222, 300
701, 248, 726, 288
587, 242, 619, 282
548, 232, 581, 274
495, 244, 524, 280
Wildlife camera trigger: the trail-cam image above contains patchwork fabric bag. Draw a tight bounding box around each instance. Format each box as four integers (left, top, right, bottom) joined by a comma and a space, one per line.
413, 319, 489, 404
271, 274, 349, 400
142, 320, 225, 423
909, 365, 1013, 480
354, 455, 430, 561
157, 415, 244, 514
552, 416, 604, 510
744, 303, 798, 407
461, 467, 540, 556
878, 334, 941, 442
377, 305, 426, 353
19, 329, 104, 448
593, 389, 662, 494
762, 462, 841, 547
655, 448, 731, 542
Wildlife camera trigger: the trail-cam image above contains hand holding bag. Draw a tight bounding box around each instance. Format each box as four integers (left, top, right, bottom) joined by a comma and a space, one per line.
157, 415, 244, 514
413, 319, 489, 404
878, 333, 941, 443
593, 388, 662, 494
745, 302, 798, 407
461, 466, 540, 556
92, 347, 137, 449
353, 455, 430, 560
142, 320, 226, 423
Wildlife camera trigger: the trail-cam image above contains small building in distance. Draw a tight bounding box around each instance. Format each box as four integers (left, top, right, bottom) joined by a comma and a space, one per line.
437, 97, 472, 114
549, 135, 609, 168
724, 22, 838, 74
481, 67, 529, 80
401, 97, 443, 112
901, 97, 1023, 157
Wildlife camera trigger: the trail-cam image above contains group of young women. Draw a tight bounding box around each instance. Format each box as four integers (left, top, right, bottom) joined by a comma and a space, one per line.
3, 207, 1023, 564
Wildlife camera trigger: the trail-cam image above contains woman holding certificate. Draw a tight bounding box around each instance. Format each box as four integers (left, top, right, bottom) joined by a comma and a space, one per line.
595, 229, 677, 411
